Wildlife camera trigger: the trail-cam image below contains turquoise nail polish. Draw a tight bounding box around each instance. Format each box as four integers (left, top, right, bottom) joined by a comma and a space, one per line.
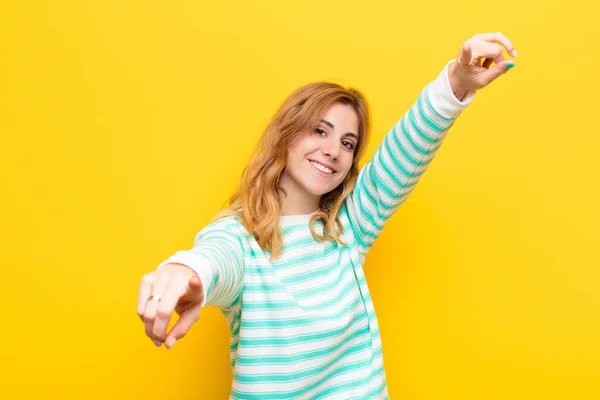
506, 61, 516, 70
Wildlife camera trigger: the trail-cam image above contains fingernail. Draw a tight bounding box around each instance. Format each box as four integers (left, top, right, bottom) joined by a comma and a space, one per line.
506, 61, 516, 70
512, 49, 518, 57
166, 338, 176, 348
153, 339, 162, 347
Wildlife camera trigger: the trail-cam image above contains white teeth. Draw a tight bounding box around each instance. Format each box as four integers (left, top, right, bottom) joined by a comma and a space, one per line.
310, 161, 334, 174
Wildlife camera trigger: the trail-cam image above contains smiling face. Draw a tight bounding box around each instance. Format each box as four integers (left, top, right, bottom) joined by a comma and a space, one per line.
278, 101, 360, 215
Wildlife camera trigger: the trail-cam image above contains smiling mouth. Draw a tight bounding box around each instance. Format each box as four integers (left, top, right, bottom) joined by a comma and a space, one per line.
309, 160, 336, 175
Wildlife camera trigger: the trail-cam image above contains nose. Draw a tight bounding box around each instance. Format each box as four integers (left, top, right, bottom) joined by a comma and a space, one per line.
321, 138, 341, 160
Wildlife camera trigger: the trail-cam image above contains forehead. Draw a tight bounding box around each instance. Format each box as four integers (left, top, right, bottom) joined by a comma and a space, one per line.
320, 102, 359, 132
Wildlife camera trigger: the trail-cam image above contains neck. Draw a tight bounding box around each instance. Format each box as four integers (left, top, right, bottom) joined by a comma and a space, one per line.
280, 202, 319, 216
278, 176, 320, 216
279, 192, 320, 215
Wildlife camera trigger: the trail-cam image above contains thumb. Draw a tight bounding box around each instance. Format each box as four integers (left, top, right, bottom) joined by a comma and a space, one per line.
182, 275, 204, 302
480, 60, 516, 86
164, 305, 201, 349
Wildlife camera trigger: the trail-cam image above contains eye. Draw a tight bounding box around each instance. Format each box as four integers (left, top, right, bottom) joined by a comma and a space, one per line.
315, 128, 326, 136
342, 140, 355, 150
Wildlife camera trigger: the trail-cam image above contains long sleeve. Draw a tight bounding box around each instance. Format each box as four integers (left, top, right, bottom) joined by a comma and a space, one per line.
156, 217, 245, 309
345, 59, 476, 257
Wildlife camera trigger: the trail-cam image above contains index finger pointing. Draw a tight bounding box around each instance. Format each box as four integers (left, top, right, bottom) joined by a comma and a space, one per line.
474, 32, 517, 57
152, 279, 187, 342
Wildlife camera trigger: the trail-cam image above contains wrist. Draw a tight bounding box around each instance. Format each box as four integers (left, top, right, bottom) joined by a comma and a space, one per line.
161, 263, 199, 279
448, 62, 469, 102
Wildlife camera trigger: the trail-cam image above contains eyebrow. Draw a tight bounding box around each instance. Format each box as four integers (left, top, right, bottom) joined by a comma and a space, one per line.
320, 119, 359, 141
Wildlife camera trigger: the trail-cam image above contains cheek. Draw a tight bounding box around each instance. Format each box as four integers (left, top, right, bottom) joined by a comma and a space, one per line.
287, 148, 303, 167
341, 156, 355, 174
286, 147, 307, 174
287, 135, 312, 160
285, 143, 301, 164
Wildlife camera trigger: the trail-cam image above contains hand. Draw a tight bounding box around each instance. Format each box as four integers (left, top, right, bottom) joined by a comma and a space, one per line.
448, 32, 518, 101
136, 263, 204, 349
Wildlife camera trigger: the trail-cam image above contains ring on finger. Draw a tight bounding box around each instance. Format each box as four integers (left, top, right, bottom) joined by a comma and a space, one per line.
148, 293, 162, 302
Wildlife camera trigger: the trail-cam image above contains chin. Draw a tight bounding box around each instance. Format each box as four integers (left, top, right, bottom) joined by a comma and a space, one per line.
305, 186, 330, 197
305, 181, 342, 197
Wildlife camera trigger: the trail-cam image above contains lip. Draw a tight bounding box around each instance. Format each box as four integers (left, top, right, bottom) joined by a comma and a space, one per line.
308, 159, 336, 172
308, 159, 336, 178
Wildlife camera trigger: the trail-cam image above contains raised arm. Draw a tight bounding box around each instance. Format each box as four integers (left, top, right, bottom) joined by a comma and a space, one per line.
345, 32, 517, 257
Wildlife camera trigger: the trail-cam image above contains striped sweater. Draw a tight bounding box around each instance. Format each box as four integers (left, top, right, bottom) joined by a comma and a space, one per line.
157, 60, 475, 399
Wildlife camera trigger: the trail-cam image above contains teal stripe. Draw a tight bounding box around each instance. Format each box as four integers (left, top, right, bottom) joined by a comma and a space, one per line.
240, 296, 361, 329
367, 159, 397, 200
424, 84, 454, 123
238, 311, 367, 347
312, 365, 385, 400
280, 236, 322, 252
243, 283, 286, 293
279, 255, 347, 286
406, 113, 443, 150
234, 340, 372, 384
231, 359, 383, 399
418, 94, 448, 133
244, 266, 274, 275
244, 267, 358, 312
272, 252, 326, 272
272, 240, 340, 272
348, 382, 386, 400
236, 325, 371, 366
400, 113, 434, 155
281, 221, 323, 235
349, 176, 379, 241
292, 261, 355, 300
378, 135, 423, 189
242, 300, 299, 311
409, 99, 446, 137
388, 122, 421, 166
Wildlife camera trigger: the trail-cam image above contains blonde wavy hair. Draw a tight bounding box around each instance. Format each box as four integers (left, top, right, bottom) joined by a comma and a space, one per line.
212, 81, 371, 259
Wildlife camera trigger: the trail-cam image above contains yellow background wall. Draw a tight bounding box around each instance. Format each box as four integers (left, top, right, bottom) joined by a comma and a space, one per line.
1, 0, 599, 398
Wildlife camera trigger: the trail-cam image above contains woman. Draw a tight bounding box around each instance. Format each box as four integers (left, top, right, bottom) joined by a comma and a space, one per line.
137, 32, 517, 399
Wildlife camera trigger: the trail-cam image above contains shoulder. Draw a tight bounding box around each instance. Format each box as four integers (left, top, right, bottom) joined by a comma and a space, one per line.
193, 215, 250, 247
209, 215, 244, 229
